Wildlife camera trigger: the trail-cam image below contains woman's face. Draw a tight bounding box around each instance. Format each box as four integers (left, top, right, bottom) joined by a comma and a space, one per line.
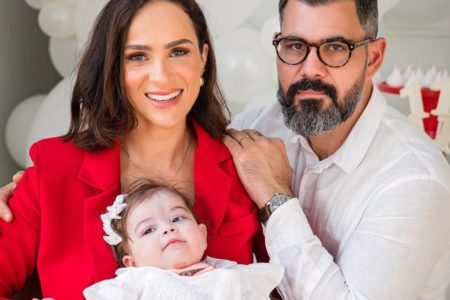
123, 0, 208, 131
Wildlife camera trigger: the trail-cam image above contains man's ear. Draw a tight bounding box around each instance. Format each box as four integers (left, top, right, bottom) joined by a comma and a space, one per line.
122, 255, 136, 267
366, 37, 386, 80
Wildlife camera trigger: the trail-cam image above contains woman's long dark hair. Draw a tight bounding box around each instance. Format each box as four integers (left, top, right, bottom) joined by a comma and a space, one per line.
64, 0, 230, 151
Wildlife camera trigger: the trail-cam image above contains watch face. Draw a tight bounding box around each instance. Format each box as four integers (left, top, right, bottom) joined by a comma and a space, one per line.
269, 195, 290, 213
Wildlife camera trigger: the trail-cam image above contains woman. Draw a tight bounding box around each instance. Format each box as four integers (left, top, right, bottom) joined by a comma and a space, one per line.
0, 0, 266, 299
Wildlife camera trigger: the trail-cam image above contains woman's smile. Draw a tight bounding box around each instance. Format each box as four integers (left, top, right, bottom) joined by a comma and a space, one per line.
145, 90, 183, 102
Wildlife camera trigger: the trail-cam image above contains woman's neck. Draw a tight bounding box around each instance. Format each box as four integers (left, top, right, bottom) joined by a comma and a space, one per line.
120, 122, 195, 192
124, 123, 190, 164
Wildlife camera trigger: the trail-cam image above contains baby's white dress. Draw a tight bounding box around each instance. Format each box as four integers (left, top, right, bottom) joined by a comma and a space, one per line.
83, 257, 284, 300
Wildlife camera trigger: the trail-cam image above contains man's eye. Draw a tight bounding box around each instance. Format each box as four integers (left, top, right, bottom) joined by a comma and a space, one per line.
326, 43, 346, 52
285, 41, 306, 52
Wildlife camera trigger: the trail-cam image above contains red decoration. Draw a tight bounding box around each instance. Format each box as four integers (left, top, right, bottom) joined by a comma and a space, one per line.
378, 82, 440, 139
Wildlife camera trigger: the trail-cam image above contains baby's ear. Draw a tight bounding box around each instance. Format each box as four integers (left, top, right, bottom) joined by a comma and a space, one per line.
199, 223, 207, 239
122, 255, 136, 267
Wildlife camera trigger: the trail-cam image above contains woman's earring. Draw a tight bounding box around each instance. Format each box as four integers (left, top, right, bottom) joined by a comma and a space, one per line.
200, 68, 205, 87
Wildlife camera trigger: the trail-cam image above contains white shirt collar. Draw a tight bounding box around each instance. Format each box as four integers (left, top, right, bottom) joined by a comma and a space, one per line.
332, 87, 387, 173
286, 87, 387, 173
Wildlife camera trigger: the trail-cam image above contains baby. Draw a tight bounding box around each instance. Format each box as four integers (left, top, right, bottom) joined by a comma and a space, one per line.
83, 181, 284, 299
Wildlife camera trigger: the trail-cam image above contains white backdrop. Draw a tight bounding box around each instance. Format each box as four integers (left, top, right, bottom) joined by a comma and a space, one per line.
4, 0, 450, 168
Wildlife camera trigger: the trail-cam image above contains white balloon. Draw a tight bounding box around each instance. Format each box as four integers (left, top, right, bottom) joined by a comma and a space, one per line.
5, 95, 46, 167
25, 0, 50, 10
383, 0, 449, 24
49, 36, 80, 77
56, 0, 77, 6
260, 15, 279, 57
242, 88, 278, 113
248, 0, 278, 27
26, 78, 74, 166
378, 0, 400, 17
73, 0, 108, 48
38, 1, 75, 38
197, 0, 263, 37
215, 27, 274, 104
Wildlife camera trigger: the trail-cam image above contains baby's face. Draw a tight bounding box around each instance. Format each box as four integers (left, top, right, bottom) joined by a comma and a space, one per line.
123, 190, 207, 269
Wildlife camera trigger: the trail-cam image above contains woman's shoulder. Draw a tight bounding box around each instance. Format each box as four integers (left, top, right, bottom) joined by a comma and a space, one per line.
192, 120, 231, 162
30, 136, 120, 163
27, 137, 84, 168
30, 136, 85, 156
33, 136, 72, 147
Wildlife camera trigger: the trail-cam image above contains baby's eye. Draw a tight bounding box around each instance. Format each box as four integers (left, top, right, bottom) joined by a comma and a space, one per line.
172, 215, 185, 223
143, 227, 156, 235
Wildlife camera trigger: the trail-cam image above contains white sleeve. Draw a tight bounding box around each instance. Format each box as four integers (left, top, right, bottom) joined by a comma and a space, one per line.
233, 263, 284, 298
83, 280, 130, 300
266, 179, 450, 300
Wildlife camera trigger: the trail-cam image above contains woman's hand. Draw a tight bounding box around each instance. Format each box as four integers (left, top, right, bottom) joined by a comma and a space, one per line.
0, 171, 24, 222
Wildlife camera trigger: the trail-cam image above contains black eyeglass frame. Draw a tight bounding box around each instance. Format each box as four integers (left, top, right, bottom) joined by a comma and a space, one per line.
272, 33, 374, 68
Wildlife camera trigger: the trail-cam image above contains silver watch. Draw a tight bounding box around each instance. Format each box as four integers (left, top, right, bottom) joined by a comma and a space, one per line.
259, 193, 291, 225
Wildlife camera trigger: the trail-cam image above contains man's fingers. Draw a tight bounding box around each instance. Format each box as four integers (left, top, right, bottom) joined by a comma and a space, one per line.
226, 128, 250, 143
12, 171, 24, 184
226, 128, 264, 147
242, 129, 263, 139
0, 183, 14, 222
223, 133, 243, 153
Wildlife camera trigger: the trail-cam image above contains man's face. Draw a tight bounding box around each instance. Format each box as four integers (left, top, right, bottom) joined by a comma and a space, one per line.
276, 0, 370, 137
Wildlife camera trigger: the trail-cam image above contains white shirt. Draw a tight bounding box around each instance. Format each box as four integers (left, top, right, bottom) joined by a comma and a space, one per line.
83, 257, 284, 300
231, 88, 450, 300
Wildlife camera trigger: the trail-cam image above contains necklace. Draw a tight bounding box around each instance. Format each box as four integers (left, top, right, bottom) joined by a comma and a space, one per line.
121, 135, 191, 181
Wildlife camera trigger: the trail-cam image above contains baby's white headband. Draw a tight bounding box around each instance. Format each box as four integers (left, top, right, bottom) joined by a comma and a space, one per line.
100, 194, 127, 246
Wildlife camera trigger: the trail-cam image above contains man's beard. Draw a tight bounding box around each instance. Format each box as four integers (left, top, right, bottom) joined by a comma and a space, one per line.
277, 76, 365, 137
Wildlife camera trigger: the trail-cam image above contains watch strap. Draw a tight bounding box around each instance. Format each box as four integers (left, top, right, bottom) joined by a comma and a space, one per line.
259, 193, 291, 225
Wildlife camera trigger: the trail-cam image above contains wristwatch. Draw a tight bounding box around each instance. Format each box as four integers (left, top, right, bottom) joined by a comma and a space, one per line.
259, 193, 291, 225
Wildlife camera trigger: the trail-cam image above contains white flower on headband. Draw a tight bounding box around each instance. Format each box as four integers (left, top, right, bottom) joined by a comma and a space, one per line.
101, 194, 127, 246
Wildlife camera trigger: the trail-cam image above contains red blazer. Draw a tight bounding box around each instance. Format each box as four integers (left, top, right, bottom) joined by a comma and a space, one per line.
0, 122, 266, 300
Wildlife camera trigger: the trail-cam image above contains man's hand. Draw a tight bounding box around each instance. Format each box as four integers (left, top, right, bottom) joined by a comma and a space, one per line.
223, 129, 293, 208
0, 171, 24, 222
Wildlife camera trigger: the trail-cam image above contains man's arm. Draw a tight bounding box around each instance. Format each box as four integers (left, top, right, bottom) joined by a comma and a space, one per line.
223, 130, 450, 299
266, 178, 450, 299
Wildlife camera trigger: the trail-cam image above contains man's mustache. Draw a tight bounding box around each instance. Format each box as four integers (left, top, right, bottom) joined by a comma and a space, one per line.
286, 79, 338, 104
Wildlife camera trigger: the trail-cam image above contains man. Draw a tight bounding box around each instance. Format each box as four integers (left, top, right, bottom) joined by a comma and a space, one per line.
224, 0, 450, 299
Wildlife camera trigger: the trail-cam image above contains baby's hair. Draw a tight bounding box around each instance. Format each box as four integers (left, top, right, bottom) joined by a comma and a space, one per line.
111, 179, 195, 267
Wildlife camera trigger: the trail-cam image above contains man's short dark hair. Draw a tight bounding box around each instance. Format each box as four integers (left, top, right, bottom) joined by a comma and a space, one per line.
278, 0, 378, 38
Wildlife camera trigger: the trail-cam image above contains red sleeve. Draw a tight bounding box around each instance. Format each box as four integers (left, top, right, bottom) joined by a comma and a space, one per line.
0, 143, 41, 298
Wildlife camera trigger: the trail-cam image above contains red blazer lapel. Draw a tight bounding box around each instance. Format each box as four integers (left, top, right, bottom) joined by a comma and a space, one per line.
192, 122, 231, 235
78, 141, 121, 280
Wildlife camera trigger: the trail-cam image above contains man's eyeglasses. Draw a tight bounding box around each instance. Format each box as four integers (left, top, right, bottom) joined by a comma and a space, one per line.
272, 33, 374, 68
